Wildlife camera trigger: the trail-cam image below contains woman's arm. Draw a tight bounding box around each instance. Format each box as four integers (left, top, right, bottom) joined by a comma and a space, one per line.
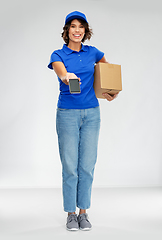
97, 55, 119, 101
52, 62, 79, 85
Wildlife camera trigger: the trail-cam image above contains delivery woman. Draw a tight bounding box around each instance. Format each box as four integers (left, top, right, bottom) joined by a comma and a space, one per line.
48, 11, 118, 231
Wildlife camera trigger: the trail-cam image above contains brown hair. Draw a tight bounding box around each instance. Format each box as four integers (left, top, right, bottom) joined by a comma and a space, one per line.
61, 19, 93, 44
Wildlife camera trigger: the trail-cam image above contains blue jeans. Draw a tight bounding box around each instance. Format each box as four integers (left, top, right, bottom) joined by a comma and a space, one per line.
56, 107, 101, 212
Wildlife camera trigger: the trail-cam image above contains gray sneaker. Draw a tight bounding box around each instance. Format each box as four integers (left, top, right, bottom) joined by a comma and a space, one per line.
66, 214, 79, 231
78, 213, 92, 231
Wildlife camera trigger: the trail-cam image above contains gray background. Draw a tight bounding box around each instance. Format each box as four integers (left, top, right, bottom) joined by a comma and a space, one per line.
0, 0, 162, 188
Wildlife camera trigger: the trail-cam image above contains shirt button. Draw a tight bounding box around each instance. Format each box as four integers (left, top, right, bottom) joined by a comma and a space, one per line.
80, 60, 82, 61
78, 55, 80, 56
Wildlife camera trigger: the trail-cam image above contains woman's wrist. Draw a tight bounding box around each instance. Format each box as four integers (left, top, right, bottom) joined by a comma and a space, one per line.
61, 75, 67, 81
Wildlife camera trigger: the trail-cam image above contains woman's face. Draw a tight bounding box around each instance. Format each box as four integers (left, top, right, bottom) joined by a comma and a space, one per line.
68, 19, 85, 44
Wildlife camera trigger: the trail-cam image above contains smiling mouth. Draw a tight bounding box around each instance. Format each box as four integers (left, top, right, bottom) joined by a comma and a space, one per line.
73, 34, 81, 37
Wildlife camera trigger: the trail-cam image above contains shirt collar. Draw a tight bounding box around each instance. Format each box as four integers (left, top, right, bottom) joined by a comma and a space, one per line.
63, 44, 88, 55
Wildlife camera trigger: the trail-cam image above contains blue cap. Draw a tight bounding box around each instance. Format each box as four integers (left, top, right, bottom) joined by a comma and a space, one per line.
65, 11, 88, 25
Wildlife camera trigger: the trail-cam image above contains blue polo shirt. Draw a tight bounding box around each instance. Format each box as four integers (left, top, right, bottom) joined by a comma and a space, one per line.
48, 44, 104, 109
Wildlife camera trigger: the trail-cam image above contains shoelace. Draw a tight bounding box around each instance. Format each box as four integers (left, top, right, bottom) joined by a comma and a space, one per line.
68, 214, 78, 223
78, 213, 89, 222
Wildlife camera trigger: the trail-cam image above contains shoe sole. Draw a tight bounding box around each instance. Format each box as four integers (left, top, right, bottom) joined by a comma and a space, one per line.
80, 227, 92, 231
66, 226, 79, 231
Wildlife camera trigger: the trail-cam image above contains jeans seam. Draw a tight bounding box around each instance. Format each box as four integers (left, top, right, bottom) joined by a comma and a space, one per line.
77, 129, 81, 207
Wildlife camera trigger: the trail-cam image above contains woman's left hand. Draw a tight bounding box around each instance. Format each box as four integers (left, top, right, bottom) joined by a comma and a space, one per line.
102, 92, 119, 101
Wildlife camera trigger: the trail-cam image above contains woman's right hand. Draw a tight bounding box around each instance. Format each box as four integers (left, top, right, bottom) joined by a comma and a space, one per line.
61, 72, 80, 85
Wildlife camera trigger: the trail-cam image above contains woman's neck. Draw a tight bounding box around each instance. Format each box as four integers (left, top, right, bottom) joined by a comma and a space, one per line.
67, 41, 82, 52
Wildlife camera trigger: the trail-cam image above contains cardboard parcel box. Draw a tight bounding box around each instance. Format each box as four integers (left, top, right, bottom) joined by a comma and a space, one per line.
94, 62, 122, 98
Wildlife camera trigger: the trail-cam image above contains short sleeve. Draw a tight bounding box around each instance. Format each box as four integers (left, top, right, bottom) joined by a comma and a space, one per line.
47, 51, 63, 70
93, 46, 104, 63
